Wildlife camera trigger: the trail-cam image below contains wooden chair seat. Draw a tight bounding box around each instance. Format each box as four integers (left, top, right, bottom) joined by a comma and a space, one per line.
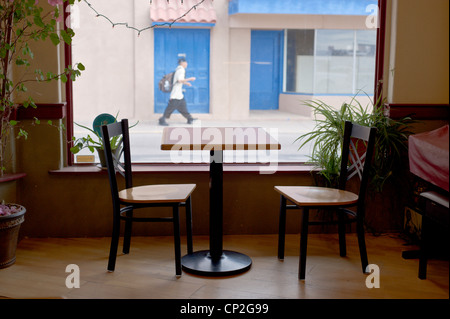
119, 184, 196, 204
274, 186, 358, 207
275, 121, 376, 280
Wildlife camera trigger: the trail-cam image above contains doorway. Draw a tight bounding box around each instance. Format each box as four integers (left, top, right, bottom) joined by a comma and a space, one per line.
250, 30, 283, 110
154, 28, 211, 114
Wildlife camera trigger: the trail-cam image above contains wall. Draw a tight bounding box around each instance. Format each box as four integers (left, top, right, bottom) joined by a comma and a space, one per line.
385, 0, 449, 133
17, 169, 314, 237
71, 0, 139, 121
279, 94, 374, 117
210, 0, 232, 119
387, 0, 449, 105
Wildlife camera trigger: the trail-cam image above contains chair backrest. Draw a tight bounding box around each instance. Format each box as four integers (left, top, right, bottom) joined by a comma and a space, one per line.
338, 121, 376, 203
101, 119, 133, 206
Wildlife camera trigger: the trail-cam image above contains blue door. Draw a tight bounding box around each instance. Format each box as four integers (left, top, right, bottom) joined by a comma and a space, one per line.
250, 30, 283, 110
154, 29, 210, 114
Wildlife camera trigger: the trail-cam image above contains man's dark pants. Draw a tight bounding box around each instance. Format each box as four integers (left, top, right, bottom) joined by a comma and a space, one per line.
162, 98, 192, 120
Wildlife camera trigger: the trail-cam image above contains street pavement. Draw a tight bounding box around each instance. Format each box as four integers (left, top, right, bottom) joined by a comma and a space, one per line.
73, 110, 318, 165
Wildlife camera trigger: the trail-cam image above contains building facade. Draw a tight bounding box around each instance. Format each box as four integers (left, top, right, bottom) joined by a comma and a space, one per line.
72, 0, 377, 122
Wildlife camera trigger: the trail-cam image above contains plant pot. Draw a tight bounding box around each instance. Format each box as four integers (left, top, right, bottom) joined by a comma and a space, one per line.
96, 147, 122, 168
0, 204, 26, 269
96, 147, 107, 168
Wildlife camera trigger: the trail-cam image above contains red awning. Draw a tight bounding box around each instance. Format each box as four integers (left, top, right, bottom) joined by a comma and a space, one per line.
150, 0, 217, 25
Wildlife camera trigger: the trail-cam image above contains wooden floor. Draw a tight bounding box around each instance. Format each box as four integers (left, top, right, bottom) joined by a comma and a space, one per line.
0, 233, 448, 300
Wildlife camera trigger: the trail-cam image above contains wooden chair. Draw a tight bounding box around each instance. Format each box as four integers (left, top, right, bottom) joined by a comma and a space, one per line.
417, 191, 449, 279
275, 121, 376, 279
101, 119, 196, 276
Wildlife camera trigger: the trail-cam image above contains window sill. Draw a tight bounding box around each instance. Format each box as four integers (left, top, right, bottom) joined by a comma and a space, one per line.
0, 173, 27, 183
49, 163, 317, 175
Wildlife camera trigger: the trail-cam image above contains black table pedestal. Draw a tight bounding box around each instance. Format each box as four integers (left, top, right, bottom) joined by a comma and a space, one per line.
181, 150, 252, 276
182, 250, 252, 276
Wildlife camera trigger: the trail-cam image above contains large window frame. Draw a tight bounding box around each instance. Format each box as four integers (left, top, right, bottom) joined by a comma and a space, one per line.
63, 0, 386, 167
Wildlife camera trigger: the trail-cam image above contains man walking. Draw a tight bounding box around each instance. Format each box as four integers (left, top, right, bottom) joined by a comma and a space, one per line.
159, 57, 196, 126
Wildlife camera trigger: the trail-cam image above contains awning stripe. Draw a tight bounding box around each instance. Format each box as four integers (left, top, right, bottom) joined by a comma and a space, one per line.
150, 0, 217, 25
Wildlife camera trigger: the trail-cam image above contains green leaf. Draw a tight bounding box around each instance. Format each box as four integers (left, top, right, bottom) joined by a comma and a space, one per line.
17, 129, 29, 140
15, 58, 27, 66
70, 146, 80, 154
60, 30, 72, 45
50, 33, 60, 46
0, 48, 7, 59
33, 15, 45, 28
77, 63, 85, 71
60, 74, 68, 83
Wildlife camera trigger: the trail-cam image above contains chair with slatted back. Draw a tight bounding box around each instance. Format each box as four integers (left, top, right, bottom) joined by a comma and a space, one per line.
275, 121, 376, 280
101, 119, 196, 276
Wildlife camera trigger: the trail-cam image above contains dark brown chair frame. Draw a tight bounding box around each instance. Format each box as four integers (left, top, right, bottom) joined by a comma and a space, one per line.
101, 119, 194, 276
277, 121, 377, 279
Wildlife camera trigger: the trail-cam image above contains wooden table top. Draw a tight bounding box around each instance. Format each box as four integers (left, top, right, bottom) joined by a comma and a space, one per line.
161, 127, 281, 151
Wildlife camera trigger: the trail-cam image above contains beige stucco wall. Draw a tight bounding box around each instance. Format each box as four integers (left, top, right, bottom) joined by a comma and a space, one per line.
387, 0, 449, 104
279, 94, 374, 118
71, 0, 137, 121
228, 13, 370, 30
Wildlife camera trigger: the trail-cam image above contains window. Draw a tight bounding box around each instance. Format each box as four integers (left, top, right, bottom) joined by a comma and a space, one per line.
285, 29, 377, 95
68, 1, 380, 166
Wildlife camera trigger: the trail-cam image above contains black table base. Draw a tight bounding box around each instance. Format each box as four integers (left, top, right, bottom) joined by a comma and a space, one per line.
182, 250, 252, 276
181, 150, 252, 277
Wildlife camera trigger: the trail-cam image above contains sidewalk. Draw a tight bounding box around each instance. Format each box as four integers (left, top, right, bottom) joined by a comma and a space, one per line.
73, 110, 318, 164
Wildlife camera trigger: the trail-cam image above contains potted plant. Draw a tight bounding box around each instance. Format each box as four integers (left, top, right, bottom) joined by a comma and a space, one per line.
70, 113, 138, 168
0, 202, 26, 268
1, 0, 82, 267
296, 93, 416, 231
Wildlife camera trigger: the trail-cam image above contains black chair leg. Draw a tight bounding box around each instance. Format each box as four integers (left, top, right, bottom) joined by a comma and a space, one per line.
108, 216, 120, 271
278, 196, 287, 260
185, 196, 194, 255
338, 210, 347, 257
299, 208, 309, 280
356, 216, 369, 273
123, 209, 133, 254
173, 205, 182, 276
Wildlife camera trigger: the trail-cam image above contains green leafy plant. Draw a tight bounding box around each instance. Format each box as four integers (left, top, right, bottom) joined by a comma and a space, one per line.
70, 114, 138, 157
296, 93, 415, 191
70, 122, 121, 155
1, 0, 84, 175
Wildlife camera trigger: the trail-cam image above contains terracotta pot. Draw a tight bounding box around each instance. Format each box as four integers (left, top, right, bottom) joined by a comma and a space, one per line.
0, 204, 26, 269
